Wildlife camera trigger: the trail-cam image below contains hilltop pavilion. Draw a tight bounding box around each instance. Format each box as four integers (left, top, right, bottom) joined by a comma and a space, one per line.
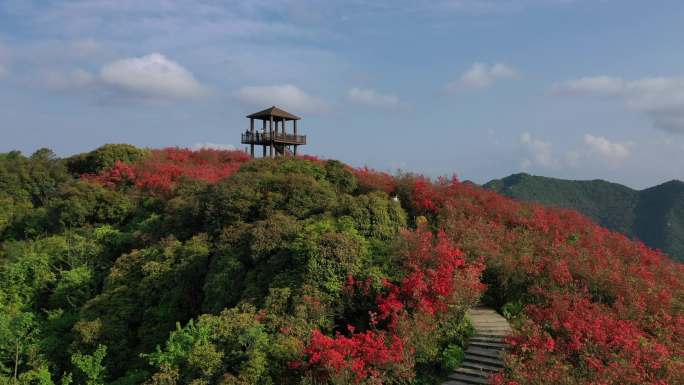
241, 106, 307, 158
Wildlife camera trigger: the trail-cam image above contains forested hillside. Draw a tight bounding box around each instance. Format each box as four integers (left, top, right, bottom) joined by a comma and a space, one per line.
484, 173, 684, 261
1, 146, 682, 385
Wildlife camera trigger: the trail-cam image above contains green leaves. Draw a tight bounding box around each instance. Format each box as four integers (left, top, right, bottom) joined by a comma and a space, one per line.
0, 305, 37, 379
0, 152, 414, 385
71, 345, 108, 385
66, 144, 149, 175
440, 345, 465, 372
292, 218, 371, 298
146, 307, 273, 385
46, 181, 133, 232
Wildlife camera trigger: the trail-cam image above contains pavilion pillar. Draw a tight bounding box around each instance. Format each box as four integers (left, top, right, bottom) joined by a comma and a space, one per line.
293, 120, 298, 156
269, 115, 274, 157
250, 118, 255, 157
262, 119, 266, 158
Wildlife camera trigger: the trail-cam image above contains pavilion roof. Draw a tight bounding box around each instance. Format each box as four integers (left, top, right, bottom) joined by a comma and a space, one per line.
246, 106, 301, 120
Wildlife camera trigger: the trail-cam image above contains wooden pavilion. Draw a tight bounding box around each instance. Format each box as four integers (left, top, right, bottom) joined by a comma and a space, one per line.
241, 106, 307, 158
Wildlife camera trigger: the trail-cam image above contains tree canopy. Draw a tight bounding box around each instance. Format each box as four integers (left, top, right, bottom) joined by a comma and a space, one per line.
0, 146, 681, 385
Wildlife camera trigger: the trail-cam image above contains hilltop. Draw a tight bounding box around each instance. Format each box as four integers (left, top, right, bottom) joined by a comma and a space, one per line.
484, 173, 684, 262
0, 145, 682, 385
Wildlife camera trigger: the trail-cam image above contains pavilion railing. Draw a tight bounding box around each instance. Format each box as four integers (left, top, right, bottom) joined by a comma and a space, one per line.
241, 132, 307, 145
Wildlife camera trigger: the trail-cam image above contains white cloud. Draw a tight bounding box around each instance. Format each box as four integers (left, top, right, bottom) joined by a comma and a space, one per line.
191, 142, 236, 151
236, 84, 327, 113
583, 134, 631, 161
553, 75, 684, 133
33, 53, 208, 101
347, 87, 399, 109
520, 132, 558, 169
100, 53, 207, 100
519, 132, 632, 172
448, 62, 517, 92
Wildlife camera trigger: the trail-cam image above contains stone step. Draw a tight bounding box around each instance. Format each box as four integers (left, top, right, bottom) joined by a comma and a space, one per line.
461, 360, 503, 373
468, 312, 499, 317
454, 367, 490, 378
466, 346, 503, 359
475, 330, 509, 334
471, 325, 510, 330
473, 327, 511, 332
473, 332, 509, 338
474, 321, 507, 324
446, 306, 510, 385
447, 373, 490, 384
470, 341, 506, 350
472, 323, 508, 328
470, 336, 504, 343
471, 321, 510, 326
462, 354, 504, 367
471, 323, 509, 328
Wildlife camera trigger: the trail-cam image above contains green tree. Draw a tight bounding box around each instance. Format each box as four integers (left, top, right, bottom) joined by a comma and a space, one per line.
65, 145, 148, 175
0, 305, 36, 383
71, 345, 107, 385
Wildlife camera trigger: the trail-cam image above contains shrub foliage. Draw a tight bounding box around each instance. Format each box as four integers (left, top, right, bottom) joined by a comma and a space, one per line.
0, 146, 681, 385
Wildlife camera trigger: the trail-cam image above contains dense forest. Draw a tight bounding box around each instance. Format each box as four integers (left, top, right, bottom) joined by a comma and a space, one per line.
484, 173, 684, 262
0, 145, 682, 385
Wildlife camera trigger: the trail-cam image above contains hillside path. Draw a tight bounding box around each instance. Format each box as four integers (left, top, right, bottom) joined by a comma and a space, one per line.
441, 306, 511, 385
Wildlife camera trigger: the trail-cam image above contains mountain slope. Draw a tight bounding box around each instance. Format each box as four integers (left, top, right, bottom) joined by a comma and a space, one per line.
484, 173, 684, 261
1, 146, 682, 385
634, 180, 684, 260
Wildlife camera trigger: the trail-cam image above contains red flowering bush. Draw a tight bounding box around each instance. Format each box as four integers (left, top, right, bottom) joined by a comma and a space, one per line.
377, 229, 485, 326
505, 292, 678, 384
84, 147, 251, 194
300, 227, 486, 384
411, 177, 441, 212
352, 167, 398, 195
72, 151, 683, 384
303, 328, 408, 384
410, 177, 684, 385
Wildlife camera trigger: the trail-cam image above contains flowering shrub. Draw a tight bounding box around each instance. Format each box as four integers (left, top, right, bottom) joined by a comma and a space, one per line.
377, 229, 485, 326
411, 177, 441, 213
352, 167, 397, 195
300, 228, 486, 383
505, 293, 678, 384
303, 328, 407, 384
50, 149, 682, 385
85, 147, 251, 194
412, 177, 684, 385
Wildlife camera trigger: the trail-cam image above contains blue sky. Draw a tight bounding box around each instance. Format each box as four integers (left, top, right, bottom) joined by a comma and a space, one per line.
1, 0, 684, 188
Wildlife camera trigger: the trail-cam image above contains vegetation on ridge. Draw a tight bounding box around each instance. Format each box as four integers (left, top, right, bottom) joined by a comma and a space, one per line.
485, 173, 684, 262
0, 145, 682, 385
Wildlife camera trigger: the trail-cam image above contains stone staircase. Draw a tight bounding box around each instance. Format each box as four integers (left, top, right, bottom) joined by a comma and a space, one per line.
442, 307, 511, 385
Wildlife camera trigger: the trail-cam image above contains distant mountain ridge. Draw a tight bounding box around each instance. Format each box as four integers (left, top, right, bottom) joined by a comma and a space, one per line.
484, 173, 684, 262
